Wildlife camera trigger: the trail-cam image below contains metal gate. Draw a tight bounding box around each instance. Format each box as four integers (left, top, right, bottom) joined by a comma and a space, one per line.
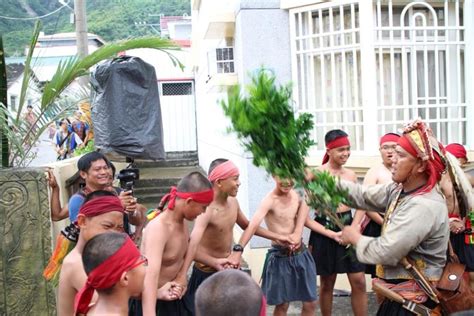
158, 80, 197, 152
290, 0, 470, 153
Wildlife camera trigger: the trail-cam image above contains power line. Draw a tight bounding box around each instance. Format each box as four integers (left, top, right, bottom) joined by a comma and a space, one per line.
0, 0, 71, 21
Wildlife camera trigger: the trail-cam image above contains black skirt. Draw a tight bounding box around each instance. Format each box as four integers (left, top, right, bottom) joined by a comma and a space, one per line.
309, 210, 365, 276
363, 220, 382, 277
181, 264, 216, 315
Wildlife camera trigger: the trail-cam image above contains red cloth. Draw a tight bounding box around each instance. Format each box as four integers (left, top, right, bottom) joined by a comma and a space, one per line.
259, 295, 267, 316
379, 133, 400, 145
322, 136, 350, 164
74, 235, 141, 314
445, 143, 467, 160
159, 186, 214, 210
208, 160, 240, 182
78, 196, 124, 218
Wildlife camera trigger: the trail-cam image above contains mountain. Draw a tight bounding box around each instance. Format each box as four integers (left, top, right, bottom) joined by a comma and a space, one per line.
0, 0, 190, 56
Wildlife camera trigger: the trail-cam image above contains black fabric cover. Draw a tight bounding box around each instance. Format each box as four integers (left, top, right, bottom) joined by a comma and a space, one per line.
91, 56, 165, 160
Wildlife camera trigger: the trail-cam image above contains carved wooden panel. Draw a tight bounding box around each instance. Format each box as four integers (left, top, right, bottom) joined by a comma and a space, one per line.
0, 169, 55, 315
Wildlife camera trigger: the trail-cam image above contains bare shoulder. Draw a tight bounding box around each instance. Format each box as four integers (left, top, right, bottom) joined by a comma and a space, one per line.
144, 216, 170, 238
227, 196, 241, 210
342, 167, 357, 182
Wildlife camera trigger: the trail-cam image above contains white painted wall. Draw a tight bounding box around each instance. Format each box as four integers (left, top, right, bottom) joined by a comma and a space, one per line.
194, 0, 293, 247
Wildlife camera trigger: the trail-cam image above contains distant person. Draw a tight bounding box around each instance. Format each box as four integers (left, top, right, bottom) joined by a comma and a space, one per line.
74, 232, 146, 315
195, 269, 266, 316
23, 104, 38, 145
71, 110, 90, 144
54, 118, 82, 160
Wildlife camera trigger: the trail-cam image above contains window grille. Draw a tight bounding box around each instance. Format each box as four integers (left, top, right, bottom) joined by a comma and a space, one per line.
161, 82, 193, 96
216, 47, 234, 73
10, 95, 17, 112
290, 0, 468, 152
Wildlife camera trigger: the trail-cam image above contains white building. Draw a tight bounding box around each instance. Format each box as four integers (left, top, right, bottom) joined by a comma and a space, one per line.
191, 0, 474, 275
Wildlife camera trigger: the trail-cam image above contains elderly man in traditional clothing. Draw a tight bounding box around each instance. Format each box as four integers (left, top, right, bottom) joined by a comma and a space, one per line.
336, 119, 449, 315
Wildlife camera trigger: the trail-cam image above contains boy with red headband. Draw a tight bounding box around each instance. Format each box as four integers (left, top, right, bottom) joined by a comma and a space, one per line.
338, 119, 448, 314
75, 232, 146, 315
442, 143, 474, 289
139, 171, 214, 316
306, 129, 367, 316
57, 193, 126, 316
352, 132, 400, 277
179, 159, 291, 315
228, 176, 318, 315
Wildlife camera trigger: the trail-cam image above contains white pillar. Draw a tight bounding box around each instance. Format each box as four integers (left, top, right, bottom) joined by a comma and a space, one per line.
359, 0, 378, 153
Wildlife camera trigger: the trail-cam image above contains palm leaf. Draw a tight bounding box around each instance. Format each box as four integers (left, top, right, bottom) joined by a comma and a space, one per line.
16, 21, 41, 122
41, 37, 182, 110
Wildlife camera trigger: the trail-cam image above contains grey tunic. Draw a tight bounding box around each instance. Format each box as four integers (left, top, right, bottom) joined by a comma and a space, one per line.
339, 181, 449, 280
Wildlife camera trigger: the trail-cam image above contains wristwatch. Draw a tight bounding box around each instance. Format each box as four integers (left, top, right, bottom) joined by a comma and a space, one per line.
232, 244, 244, 252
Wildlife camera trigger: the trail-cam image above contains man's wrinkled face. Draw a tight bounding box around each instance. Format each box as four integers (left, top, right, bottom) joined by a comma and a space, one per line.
391, 145, 421, 184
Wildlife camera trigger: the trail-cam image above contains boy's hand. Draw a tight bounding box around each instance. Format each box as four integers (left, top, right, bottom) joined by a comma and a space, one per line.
449, 219, 465, 234
157, 282, 181, 301
329, 231, 343, 244
304, 168, 316, 183
287, 233, 302, 251
341, 225, 361, 245
227, 251, 242, 269
172, 274, 188, 298
212, 257, 232, 271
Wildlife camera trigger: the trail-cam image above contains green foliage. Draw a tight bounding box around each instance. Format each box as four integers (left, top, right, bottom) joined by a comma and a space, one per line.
0, 21, 181, 167
74, 140, 95, 157
222, 68, 350, 229
0, 0, 190, 56
222, 69, 314, 182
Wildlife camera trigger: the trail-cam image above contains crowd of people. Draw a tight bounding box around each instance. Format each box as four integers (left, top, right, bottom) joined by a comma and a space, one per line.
46, 118, 474, 315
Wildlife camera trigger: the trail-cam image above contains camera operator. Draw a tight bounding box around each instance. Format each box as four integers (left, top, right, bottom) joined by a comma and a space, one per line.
65, 152, 145, 237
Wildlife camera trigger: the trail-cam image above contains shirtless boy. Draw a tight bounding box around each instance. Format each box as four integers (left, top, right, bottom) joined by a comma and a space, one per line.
352, 133, 399, 277
139, 172, 213, 316
230, 176, 317, 316
180, 159, 289, 315
57, 193, 125, 316
75, 232, 146, 315
305, 129, 367, 316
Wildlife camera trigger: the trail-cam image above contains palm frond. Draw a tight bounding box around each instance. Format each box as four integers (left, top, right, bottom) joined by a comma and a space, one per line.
41, 36, 182, 109
16, 21, 41, 122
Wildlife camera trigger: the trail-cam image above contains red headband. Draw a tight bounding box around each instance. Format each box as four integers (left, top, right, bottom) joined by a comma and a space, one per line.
74, 236, 141, 314
445, 143, 467, 160
159, 186, 214, 210
208, 160, 240, 183
322, 136, 350, 164
380, 133, 400, 146
78, 196, 124, 219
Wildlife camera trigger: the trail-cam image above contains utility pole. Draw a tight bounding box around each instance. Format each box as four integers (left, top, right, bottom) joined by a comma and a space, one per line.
74, 0, 89, 86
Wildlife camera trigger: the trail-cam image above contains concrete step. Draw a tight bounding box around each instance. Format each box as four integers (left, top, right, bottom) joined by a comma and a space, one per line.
134, 151, 199, 168
137, 193, 166, 207
133, 186, 170, 195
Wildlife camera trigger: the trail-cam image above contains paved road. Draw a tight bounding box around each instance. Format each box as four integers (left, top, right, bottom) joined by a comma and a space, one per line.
266, 291, 379, 315
29, 131, 57, 167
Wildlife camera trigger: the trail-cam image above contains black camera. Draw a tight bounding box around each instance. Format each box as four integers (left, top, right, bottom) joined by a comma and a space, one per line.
117, 167, 140, 193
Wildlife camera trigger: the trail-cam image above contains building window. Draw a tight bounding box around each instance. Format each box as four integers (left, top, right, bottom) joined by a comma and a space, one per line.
290, 0, 468, 152
10, 95, 17, 112
161, 82, 193, 96
216, 47, 234, 73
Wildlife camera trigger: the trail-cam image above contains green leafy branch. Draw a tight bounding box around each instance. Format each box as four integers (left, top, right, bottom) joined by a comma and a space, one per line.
221, 68, 349, 229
